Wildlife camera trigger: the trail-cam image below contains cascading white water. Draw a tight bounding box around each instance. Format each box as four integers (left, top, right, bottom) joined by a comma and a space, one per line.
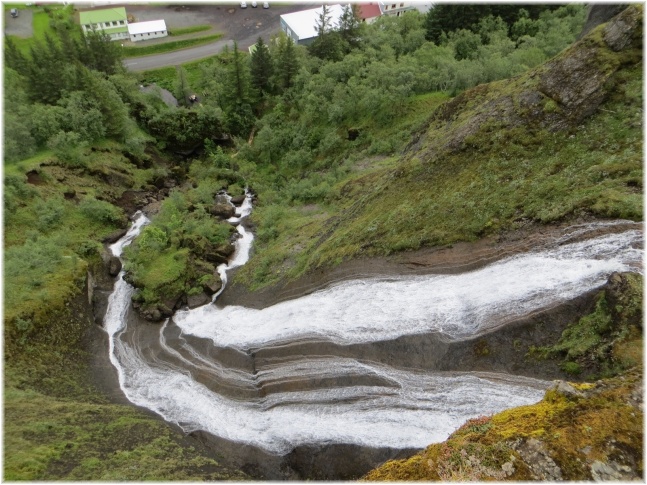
104, 207, 642, 456
174, 227, 642, 349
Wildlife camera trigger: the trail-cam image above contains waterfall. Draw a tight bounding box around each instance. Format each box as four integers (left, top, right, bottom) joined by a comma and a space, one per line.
104, 207, 642, 457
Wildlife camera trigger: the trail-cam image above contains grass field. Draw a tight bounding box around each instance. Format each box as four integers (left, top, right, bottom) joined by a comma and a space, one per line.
122, 33, 222, 58
168, 24, 211, 36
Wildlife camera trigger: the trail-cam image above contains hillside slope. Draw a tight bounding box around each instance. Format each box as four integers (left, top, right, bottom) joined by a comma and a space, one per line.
360, 6, 644, 480
233, 5, 642, 292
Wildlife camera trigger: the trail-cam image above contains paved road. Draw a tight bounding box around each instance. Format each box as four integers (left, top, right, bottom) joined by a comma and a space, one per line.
4, 8, 33, 37
122, 3, 312, 71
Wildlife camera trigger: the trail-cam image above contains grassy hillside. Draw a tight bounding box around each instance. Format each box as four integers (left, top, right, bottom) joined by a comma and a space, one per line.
3, 143, 249, 480
234, 6, 642, 291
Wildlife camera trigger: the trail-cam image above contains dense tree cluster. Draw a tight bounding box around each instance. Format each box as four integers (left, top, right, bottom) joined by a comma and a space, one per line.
4, 15, 133, 162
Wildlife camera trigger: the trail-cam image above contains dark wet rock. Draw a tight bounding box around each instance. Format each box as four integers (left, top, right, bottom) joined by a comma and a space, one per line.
202, 274, 223, 296
163, 295, 182, 313
188, 292, 211, 309
159, 303, 174, 318
204, 243, 235, 265
103, 228, 128, 244
230, 195, 246, 206
142, 307, 162, 322
107, 256, 122, 277
210, 203, 236, 219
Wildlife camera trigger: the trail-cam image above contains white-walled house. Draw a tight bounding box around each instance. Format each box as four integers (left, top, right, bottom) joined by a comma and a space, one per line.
128, 20, 168, 42
279, 4, 345, 45
78, 7, 129, 41
379, 1, 429, 17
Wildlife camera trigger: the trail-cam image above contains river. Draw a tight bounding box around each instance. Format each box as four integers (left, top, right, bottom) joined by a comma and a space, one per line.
103, 197, 643, 478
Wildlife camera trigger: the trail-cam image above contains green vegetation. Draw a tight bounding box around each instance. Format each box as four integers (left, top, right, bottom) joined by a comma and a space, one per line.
3, 3, 643, 480
122, 33, 222, 58
168, 24, 212, 36
531, 273, 643, 379
123, 173, 241, 314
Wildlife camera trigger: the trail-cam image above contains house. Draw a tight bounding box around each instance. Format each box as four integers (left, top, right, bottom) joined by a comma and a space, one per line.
128, 19, 168, 42
279, 4, 345, 46
358, 3, 382, 23
78, 7, 129, 41
379, 1, 421, 17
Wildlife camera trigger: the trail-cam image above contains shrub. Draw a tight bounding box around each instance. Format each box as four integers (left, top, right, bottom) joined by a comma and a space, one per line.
79, 197, 126, 226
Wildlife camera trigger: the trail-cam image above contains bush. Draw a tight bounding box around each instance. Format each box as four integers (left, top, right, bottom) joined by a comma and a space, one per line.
79, 197, 126, 226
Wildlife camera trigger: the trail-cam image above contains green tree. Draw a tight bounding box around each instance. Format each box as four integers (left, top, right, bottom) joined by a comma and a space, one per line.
174, 65, 191, 107
309, 5, 344, 62
4, 69, 36, 161
274, 33, 299, 92
81, 69, 130, 139
57, 91, 106, 142
250, 36, 274, 100
337, 4, 362, 51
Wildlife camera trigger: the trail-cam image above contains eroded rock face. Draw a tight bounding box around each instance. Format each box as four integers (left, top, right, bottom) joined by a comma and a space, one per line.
512, 438, 563, 481
579, 4, 628, 39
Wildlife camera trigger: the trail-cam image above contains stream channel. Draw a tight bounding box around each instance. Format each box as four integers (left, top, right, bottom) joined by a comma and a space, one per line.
103, 194, 643, 479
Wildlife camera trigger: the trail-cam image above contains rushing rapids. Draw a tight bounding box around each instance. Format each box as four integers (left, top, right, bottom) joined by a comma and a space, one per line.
104, 199, 643, 476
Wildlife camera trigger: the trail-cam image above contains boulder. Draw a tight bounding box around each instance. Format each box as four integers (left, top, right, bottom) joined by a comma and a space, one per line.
102, 229, 128, 244
210, 203, 236, 219
107, 256, 122, 277
187, 292, 211, 309
204, 243, 235, 265
202, 274, 223, 296
230, 195, 246, 206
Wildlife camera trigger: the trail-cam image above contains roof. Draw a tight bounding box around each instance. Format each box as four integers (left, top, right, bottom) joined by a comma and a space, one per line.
128, 20, 167, 35
280, 4, 345, 41
358, 3, 381, 19
79, 7, 127, 25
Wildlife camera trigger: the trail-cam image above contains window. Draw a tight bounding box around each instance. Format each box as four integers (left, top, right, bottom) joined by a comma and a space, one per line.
400, 2, 404, 6
392, 4, 396, 8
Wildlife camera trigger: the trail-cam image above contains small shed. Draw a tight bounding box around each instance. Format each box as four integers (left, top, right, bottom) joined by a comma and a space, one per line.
128, 19, 168, 42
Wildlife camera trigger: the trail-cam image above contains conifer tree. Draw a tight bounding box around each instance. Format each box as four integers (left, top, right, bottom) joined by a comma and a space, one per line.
274, 33, 299, 91
250, 36, 273, 99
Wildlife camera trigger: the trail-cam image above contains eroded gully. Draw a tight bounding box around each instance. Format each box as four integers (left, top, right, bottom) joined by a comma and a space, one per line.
102, 195, 643, 479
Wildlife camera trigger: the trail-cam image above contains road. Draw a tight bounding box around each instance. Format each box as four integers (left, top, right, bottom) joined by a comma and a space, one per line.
121, 3, 312, 71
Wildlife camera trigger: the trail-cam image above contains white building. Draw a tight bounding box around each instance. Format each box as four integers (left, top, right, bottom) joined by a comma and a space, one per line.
78, 7, 129, 41
279, 4, 345, 45
379, 1, 427, 17
128, 19, 168, 42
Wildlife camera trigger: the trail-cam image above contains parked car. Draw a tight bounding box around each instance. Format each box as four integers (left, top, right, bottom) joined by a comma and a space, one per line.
263, 2, 269, 8
10, 8, 18, 18
251, 1, 257, 7
240, 1, 247, 8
